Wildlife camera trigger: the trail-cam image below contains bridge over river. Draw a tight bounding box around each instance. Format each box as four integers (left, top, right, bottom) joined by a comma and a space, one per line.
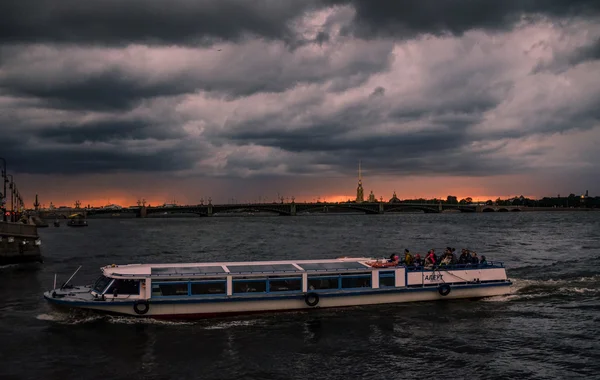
37, 202, 534, 219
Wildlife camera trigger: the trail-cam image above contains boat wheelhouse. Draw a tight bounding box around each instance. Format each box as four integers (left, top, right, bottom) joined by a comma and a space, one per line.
44, 257, 512, 319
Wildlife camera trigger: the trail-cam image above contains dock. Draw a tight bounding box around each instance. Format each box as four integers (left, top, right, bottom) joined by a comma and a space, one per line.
0, 221, 43, 265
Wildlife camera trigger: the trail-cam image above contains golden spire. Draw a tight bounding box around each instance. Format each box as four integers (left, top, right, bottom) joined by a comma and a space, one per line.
356, 160, 364, 203
359, 160, 362, 183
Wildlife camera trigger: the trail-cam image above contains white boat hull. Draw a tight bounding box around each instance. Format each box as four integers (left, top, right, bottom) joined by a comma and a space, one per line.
44, 282, 512, 319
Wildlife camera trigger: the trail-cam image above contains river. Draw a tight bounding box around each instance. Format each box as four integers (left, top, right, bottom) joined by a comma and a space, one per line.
1, 212, 599, 379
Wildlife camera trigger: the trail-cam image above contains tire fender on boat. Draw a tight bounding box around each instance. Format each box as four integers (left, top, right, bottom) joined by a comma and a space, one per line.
133, 300, 150, 315
305, 292, 319, 307
438, 284, 451, 296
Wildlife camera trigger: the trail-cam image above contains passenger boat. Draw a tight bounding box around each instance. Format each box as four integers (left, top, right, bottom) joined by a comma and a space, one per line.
43, 257, 512, 319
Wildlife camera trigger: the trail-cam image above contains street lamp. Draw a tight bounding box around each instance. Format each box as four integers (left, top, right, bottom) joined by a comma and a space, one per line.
0, 157, 6, 222
7, 174, 14, 222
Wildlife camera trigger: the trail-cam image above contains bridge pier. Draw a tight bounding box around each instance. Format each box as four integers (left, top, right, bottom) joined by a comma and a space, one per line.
290, 203, 296, 216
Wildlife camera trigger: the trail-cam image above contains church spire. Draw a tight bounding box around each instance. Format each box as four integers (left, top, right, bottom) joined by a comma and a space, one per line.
358, 160, 362, 183
356, 161, 364, 203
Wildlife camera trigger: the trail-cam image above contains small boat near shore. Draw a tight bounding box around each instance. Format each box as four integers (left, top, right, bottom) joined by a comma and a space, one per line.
66, 214, 87, 227
44, 257, 512, 319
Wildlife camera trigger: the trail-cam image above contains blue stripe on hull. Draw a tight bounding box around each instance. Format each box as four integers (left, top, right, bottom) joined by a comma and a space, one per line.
44, 281, 512, 307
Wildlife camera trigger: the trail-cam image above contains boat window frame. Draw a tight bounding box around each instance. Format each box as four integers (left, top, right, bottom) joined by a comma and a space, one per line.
307, 275, 342, 291
190, 279, 228, 297
232, 278, 268, 295
379, 270, 396, 288
92, 275, 115, 295
106, 279, 142, 296
266, 276, 303, 293
340, 274, 372, 289
151, 281, 191, 297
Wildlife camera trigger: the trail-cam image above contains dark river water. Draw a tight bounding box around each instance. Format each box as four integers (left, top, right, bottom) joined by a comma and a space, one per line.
1, 212, 600, 380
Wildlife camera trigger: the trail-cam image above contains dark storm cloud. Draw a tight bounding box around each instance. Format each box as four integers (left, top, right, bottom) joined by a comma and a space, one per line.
0, 70, 185, 111
1, 133, 199, 175
218, 96, 511, 177
1, 0, 321, 46
569, 38, 600, 65
0, 40, 394, 110
37, 119, 183, 144
326, 0, 600, 38
0, 116, 197, 175
10, 148, 195, 175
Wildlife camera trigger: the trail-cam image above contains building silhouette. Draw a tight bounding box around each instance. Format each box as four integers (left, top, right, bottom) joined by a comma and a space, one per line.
389, 191, 401, 203
368, 190, 376, 202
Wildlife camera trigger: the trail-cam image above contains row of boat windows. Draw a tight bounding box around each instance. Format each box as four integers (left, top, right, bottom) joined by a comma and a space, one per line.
152, 272, 397, 297
93, 272, 397, 297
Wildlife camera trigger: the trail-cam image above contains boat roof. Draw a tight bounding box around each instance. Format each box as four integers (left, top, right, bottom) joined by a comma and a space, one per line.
102, 257, 378, 279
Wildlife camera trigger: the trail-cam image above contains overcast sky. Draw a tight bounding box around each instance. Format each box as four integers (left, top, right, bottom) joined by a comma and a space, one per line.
2, 0, 599, 206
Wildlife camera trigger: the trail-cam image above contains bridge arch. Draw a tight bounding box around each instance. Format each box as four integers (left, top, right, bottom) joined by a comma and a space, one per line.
146, 209, 209, 217
213, 206, 290, 216
385, 205, 439, 213
334, 204, 381, 214
295, 205, 330, 214
482, 208, 495, 212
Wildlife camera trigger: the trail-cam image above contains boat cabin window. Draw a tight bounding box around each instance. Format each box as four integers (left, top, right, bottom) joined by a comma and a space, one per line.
152, 282, 189, 297
233, 279, 267, 293
106, 279, 141, 295
307, 276, 339, 290
92, 275, 113, 294
268, 277, 302, 292
379, 271, 395, 287
191, 280, 226, 295
340, 273, 371, 289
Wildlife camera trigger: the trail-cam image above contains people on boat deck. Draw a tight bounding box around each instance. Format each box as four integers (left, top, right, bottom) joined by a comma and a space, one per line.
424, 250, 436, 268
390, 247, 485, 268
438, 247, 458, 266
413, 254, 421, 268
404, 249, 414, 265
458, 249, 470, 264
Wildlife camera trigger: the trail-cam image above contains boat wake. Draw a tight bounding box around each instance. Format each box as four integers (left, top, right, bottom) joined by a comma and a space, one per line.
106, 316, 195, 326
0, 264, 20, 270
484, 275, 600, 302
36, 312, 104, 325
202, 319, 265, 330
36, 311, 193, 326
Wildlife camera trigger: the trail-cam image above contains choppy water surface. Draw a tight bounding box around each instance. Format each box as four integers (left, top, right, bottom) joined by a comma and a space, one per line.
1, 212, 600, 380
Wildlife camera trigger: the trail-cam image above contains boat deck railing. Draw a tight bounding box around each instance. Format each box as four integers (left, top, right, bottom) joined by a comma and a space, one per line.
107, 261, 505, 278
405, 261, 504, 271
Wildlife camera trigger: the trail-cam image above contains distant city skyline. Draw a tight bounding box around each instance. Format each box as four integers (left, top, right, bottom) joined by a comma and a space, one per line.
26, 165, 593, 208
